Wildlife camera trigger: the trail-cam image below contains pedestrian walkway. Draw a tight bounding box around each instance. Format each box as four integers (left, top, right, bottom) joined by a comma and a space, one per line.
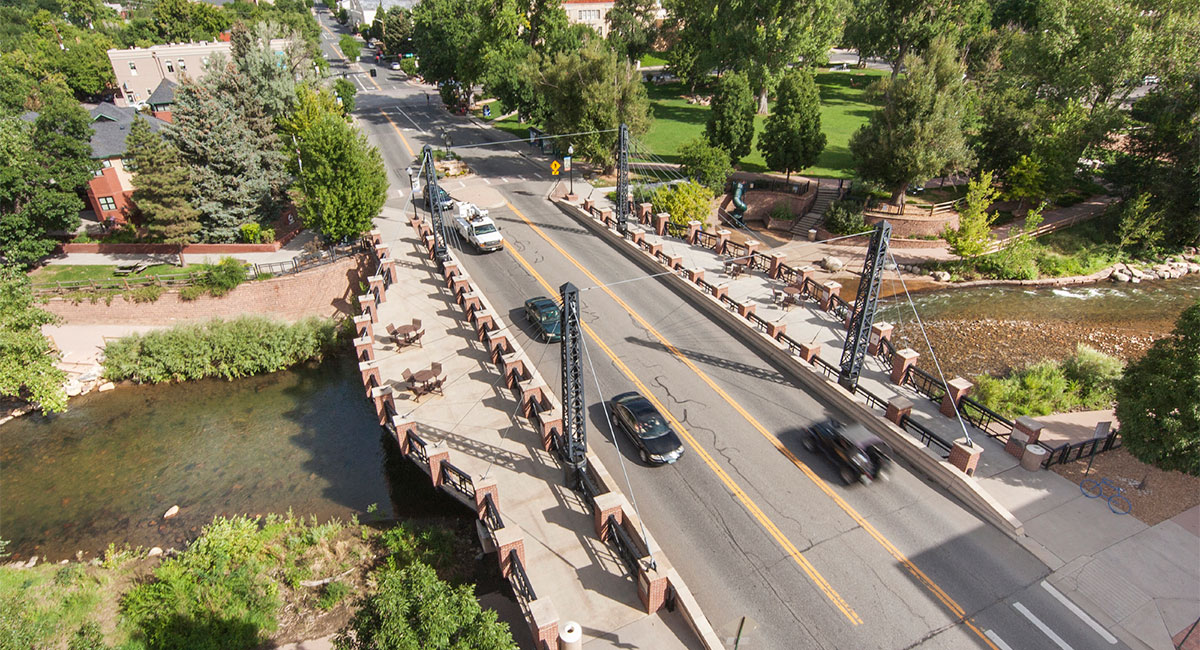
367, 205, 706, 649
603, 212, 1198, 650
43, 231, 322, 266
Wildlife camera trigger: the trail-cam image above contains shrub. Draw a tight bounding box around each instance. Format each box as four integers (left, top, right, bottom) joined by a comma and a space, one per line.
240, 223, 262, 244
824, 200, 867, 235
399, 59, 417, 76
769, 202, 794, 221
200, 257, 248, 297
179, 285, 207, 301
317, 581, 350, 611
259, 228, 275, 244
126, 285, 164, 303
101, 316, 343, 383
651, 181, 714, 229
1062, 344, 1124, 408
67, 622, 108, 650
974, 361, 1078, 418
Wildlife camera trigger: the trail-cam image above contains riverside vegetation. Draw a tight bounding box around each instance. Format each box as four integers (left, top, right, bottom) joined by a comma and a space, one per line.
972, 344, 1124, 418
0, 513, 515, 650
101, 316, 343, 384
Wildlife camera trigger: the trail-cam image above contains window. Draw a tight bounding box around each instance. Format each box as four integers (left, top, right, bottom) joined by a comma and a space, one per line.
98, 196, 117, 211
178, 58, 186, 71
166, 61, 174, 73
129, 62, 138, 76
580, 9, 600, 20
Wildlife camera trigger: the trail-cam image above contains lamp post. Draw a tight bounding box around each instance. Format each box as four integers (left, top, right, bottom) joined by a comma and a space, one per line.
405, 166, 415, 219
567, 144, 574, 197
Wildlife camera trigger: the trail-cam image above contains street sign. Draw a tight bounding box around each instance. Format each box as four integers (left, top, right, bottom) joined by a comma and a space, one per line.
563, 156, 571, 172
550, 160, 561, 176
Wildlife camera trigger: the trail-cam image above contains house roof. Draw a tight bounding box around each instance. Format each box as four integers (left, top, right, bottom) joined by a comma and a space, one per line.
87, 104, 169, 159
147, 78, 176, 107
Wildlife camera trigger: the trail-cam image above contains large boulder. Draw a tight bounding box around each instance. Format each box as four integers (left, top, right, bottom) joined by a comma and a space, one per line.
820, 256, 844, 272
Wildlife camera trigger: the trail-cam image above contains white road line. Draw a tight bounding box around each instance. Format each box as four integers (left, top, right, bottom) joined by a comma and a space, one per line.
1041, 581, 1119, 644
1014, 602, 1074, 650
985, 630, 1015, 650
392, 106, 425, 133
500, 177, 509, 183
482, 178, 490, 185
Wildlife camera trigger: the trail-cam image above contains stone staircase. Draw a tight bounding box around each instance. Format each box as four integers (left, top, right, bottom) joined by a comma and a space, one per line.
791, 186, 840, 235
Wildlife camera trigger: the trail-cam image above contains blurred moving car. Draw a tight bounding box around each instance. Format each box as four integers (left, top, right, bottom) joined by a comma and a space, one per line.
523, 297, 561, 342
802, 419, 892, 485
609, 392, 685, 465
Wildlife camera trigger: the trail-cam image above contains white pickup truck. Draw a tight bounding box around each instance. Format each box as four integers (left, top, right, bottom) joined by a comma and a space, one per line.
453, 203, 504, 252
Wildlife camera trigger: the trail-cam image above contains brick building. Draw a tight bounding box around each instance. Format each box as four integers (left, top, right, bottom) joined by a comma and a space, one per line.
83, 105, 171, 226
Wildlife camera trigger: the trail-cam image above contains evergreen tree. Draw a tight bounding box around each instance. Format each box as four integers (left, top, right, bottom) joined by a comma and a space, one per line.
944, 170, 999, 259
850, 36, 974, 206
606, 0, 658, 63
758, 69, 825, 181
295, 113, 387, 242
230, 21, 315, 120
168, 59, 289, 242
126, 118, 201, 266
705, 72, 756, 164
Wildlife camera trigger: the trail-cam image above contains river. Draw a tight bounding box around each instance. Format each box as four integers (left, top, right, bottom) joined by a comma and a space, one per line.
0, 356, 460, 562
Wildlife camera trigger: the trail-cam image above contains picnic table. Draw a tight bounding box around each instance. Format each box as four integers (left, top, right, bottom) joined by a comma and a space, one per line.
114, 260, 151, 276
404, 362, 445, 397
387, 320, 425, 348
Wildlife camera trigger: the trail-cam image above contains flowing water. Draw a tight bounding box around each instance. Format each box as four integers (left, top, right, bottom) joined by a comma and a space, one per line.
0, 356, 456, 562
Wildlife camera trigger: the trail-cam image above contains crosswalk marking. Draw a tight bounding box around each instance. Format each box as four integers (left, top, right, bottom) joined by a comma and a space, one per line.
985, 630, 1014, 650
1014, 602, 1073, 650
1041, 581, 1118, 644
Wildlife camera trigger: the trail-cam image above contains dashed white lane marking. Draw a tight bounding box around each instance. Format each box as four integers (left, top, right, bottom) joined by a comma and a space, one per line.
1041, 581, 1118, 644
482, 178, 490, 184
392, 106, 425, 133
985, 630, 1015, 650
1014, 602, 1073, 650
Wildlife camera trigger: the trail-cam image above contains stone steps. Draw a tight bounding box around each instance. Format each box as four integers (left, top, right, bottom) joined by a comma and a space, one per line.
791, 188, 840, 235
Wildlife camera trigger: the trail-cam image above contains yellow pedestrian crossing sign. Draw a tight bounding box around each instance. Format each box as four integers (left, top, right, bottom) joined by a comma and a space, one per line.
550, 160, 561, 175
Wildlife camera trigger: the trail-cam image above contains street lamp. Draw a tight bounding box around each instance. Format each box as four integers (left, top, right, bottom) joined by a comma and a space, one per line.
567, 144, 574, 197
405, 166, 415, 219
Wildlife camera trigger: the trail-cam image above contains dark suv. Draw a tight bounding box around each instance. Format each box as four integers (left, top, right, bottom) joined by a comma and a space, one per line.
802, 419, 892, 485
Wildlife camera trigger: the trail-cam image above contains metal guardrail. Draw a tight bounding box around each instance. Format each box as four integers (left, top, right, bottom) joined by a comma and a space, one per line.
724, 240, 747, 258
856, 385, 888, 411
829, 295, 851, 321
696, 278, 717, 297
749, 251, 772, 272
899, 414, 953, 458
877, 337, 898, 372
905, 365, 946, 403
33, 271, 202, 293
746, 312, 771, 333
440, 461, 475, 500
719, 293, 739, 312
1041, 430, 1122, 467
777, 263, 798, 285
606, 515, 641, 576
508, 548, 537, 602
481, 492, 504, 531
812, 355, 839, 379
696, 231, 718, 248
957, 396, 1014, 440
407, 431, 429, 463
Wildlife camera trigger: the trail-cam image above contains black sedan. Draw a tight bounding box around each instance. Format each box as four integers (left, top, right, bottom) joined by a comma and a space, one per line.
609, 392, 685, 465
523, 297, 561, 342
802, 419, 892, 485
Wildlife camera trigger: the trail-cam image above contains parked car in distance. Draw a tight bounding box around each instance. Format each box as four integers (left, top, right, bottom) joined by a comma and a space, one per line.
802, 419, 892, 485
610, 392, 685, 465
423, 184, 453, 211
523, 297, 561, 342
390, 61, 401, 70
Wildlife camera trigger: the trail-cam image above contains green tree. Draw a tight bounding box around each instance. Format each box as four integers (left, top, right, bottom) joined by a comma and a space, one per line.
231, 21, 316, 120
281, 85, 344, 138
333, 78, 357, 115
295, 113, 387, 241
758, 68, 825, 181
725, 0, 841, 113
126, 118, 201, 266
850, 36, 975, 206
0, 266, 67, 414
151, 0, 230, 42
651, 180, 714, 228
678, 138, 732, 193
1005, 154, 1047, 212
1115, 193, 1164, 254
944, 170, 999, 258
842, 0, 991, 76
339, 34, 362, 61
606, 0, 658, 63
705, 71, 756, 164
378, 6, 413, 57
533, 39, 651, 170
411, 0, 484, 89
0, 96, 95, 266
1114, 301, 1200, 476
335, 562, 516, 650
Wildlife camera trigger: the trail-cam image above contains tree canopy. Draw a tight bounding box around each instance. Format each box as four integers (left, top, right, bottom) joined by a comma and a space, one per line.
0, 265, 67, 414
126, 117, 201, 264
705, 72, 756, 164
758, 69, 825, 180
678, 138, 733, 194
294, 112, 387, 242
606, 0, 658, 63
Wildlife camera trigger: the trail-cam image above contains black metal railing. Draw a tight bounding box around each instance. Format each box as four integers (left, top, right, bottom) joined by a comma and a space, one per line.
719, 293, 739, 312
1041, 430, 1122, 468
440, 461, 475, 500
508, 549, 537, 602
578, 468, 601, 512
725, 240, 748, 258
407, 431, 429, 463
877, 337, 898, 372
899, 414, 953, 458
481, 493, 504, 531
905, 366, 946, 403
828, 295, 851, 321
957, 396, 1014, 440
696, 278, 718, 297
746, 312, 771, 333
812, 355, 840, 379
749, 251, 772, 271
856, 385, 888, 412
777, 263, 798, 285
696, 230, 718, 248
606, 515, 641, 577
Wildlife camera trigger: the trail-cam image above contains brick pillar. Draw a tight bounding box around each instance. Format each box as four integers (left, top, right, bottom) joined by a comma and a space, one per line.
768, 253, 787, 279
654, 213, 669, 236
369, 229, 382, 245
766, 322, 787, 339
798, 341, 821, 363
940, 377, 973, 417
667, 254, 682, 270
687, 268, 705, 284
593, 492, 624, 539
379, 257, 397, 286
686, 220, 702, 244
472, 309, 495, 339
392, 415, 417, 452
359, 360, 381, 398
737, 302, 755, 319
518, 377, 547, 416
426, 444, 450, 487
368, 274, 385, 303
449, 273, 471, 297
713, 284, 728, 301
798, 265, 817, 287
371, 385, 394, 425
460, 291, 482, 317
820, 281, 842, 311
501, 352, 527, 389
485, 327, 510, 360
638, 556, 670, 613
424, 235, 437, 256
374, 242, 390, 259
583, 199, 595, 213
716, 229, 731, 253
353, 335, 375, 362
1006, 416, 1044, 458
744, 239, 760, 257
886, 397, 913, 426
599, 208, 613, 227
473, 477, 499, 520
648, 242, 662, 258
358, 294, 377, 323
890, 348, 920, 385
442, 260, 460, 281
352, 315, 373, 339
637, 202, 653, 223
948, 438, 982, 476
630, 229, 644, 246
529, 599, 560, 650
538, 407, 562, 451
867, 322, 894, 355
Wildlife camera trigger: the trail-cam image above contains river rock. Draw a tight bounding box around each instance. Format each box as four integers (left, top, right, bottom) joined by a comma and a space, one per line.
883, 261, 897, 271
1111, 271, 1131, 282
1189, 263, 1200, 274
932, 271, 952, 282
98, 382, 115, 392
65, 380, 83, 397
163, 505, 180, 519
147, 547, 163, 557
820, 256, 844, 272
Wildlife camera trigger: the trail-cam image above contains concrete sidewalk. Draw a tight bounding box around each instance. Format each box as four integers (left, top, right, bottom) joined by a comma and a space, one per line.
43, 231, 322, 266
632, 222, 1199, 650
368, 205, 705, 649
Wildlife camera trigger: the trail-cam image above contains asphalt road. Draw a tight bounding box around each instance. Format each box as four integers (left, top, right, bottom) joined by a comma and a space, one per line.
315, 10, 1132, 650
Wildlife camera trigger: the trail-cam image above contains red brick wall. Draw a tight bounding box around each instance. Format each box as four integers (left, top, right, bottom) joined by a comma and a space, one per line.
87, 168, 134, 225
42, 255, 371, 326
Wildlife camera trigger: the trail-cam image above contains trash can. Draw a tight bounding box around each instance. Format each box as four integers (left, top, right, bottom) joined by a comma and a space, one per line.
1020, 443, 1047, 471
559, 621, 582, 650
808, 228, 818, 241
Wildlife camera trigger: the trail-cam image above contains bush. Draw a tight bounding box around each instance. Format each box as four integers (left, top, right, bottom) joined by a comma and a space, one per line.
651, 181, 714, 229
101, 316, 343, 383
824, 199, 867, 235
240, 223, 262, 244
1062, 344, 1124, 407
974, 361, 1078, 418
200, 257, 248, 297
126, 285, 164, 303
316, 581, 350, 611
769, 202, 794, 221
179, 285, 207, 301
399, 59, 418, 76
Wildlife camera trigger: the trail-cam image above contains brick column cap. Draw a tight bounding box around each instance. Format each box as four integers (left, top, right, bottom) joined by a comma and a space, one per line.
946, 377, 973, 393
1014, 416, 1044, 435
352, 335, 372, 347
358, 359, 378, 371
887, 396, 914, 411
895, 348, 920, 361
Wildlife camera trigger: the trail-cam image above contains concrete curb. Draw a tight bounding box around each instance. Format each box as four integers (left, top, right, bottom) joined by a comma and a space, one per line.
553, 198, 1025, 540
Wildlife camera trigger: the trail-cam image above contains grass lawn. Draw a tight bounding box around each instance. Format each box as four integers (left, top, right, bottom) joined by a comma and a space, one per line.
639, 51, 669, 67
640, 68, 886, 178
29, 264, 206, 284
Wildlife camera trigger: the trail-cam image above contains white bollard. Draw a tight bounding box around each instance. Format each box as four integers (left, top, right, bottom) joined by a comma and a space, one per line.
559, 621, 582, 650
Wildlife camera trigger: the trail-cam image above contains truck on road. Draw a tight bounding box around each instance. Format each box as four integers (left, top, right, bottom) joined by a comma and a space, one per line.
453, 203, 504, 252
